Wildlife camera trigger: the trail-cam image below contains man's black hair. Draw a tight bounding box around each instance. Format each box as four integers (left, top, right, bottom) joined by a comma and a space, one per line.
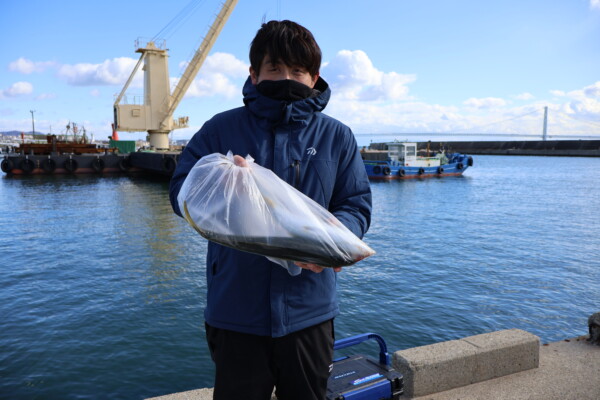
250, 20, 321, 78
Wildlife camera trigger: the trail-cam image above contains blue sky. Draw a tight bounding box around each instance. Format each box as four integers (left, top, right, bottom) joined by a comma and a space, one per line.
1, 0, 599, 145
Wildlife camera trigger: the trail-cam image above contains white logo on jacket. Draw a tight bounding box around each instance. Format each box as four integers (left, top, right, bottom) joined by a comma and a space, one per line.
306, 147, 317, 156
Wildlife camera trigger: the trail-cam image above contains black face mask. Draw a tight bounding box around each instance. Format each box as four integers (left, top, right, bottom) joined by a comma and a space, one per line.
257, 79, 315, 102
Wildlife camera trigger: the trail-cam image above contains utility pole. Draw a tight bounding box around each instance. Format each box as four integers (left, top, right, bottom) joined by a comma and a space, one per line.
30, 110, 36, 136
542, 106, 548, 141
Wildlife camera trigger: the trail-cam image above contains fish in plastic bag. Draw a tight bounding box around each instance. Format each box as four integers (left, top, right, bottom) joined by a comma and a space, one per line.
177, 151, 375, 275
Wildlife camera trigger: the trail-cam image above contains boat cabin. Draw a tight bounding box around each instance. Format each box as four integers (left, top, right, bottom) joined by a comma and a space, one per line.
387, 142, 441, 167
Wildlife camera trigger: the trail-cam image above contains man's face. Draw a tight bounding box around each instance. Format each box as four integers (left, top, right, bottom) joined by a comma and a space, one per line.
250, 55, 318, 88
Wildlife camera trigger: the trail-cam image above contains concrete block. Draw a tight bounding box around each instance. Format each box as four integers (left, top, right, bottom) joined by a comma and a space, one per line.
393, 329, 539, 397
463, 328, 539, 382
393, 339, 479, 397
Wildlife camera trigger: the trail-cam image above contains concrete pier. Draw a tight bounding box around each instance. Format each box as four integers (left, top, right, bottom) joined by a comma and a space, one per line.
409, 335, 599, 400
420, 139, 600, 157
394, 329, 540, 397
146, 331, 600, 400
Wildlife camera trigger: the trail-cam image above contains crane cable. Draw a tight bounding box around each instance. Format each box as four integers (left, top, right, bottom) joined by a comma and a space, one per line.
152, 0, 208, 42
552, 109, 600, 130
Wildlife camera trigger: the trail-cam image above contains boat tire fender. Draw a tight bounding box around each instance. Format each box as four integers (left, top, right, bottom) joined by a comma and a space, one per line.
64, 158, 78, 173
457, 163, 464, 170
398, 168, 405, 177
382, 166, 391, 175
92, 158, 105, 172
1, 158, 14, 173
20, 158, 35, 174
118, 157, 130, 172
467, 156, 474, 167
162, 157, 177, 174
42, 158, 57, 173
372, 165, 382, 174
437, 167, 444, 174
418, 167, 425, 175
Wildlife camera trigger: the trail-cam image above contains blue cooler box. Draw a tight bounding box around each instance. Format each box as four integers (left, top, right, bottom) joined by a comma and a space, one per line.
327, 333, 403, 400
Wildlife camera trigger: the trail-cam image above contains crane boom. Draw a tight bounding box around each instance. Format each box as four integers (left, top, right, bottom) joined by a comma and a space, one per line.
113, 0, 238, 150
166, 0, 238, 127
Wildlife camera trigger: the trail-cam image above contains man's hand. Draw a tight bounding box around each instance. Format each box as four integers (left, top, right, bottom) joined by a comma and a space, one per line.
294, 262, 342, 273
233, 155, 248, 167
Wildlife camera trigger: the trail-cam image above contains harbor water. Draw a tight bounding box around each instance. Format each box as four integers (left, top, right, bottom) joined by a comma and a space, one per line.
1, 155, 599, 399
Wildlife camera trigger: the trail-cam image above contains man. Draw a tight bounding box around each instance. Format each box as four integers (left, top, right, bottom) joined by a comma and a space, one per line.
169, 20, 371, 400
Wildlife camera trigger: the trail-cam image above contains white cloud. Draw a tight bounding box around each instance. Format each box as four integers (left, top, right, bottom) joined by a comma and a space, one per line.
0, 81, 33, 98
184, 73, 240, 98
515, 92, 534, 100
316, 51, 599, 137
201, 52, 249, 78
550, 81, 600, 100
565, 98, 600, 114
57, 57, 139, 86
322, 50, 416, 101
9, 57, 56, 74
583, 81, 600, 97
179, 52, 249, 99
591, 0, 600, 10
35, 93, 57, 100
463, 97, 508, 109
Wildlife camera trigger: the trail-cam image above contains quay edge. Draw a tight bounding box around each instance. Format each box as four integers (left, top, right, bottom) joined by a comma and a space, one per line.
418, 139, 600, 157
145, 330, 599, 400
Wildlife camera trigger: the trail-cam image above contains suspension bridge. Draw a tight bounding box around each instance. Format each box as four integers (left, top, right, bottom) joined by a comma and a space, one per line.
354, 106, 600, 141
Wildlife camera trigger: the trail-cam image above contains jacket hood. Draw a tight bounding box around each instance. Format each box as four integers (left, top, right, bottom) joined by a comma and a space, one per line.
242, 76, 331, 128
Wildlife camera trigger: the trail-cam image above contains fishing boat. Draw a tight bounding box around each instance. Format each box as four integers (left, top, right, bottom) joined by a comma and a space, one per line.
361, 141, 473, 180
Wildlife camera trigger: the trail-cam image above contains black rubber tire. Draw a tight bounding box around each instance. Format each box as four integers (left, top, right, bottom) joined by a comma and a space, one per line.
162, 157, 177, 174
118, 157, 130, 172
41, 158, 56, 173
20, 158, 35, 174
64, 158, 78, 173
1, 158, 14, 173
91, 158, 105, 172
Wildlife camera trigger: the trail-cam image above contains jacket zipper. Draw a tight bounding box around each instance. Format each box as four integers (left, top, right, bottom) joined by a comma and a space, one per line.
293, 160, 301, 189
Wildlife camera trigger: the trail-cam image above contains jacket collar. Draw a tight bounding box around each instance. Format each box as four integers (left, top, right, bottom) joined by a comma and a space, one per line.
242, 76, 331, 128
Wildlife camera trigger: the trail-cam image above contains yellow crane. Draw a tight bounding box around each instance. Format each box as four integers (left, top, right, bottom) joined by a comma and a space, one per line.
113, 0, 238, 150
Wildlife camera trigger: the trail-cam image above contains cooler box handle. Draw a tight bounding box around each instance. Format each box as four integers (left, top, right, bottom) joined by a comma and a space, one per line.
333, 332, 390, 366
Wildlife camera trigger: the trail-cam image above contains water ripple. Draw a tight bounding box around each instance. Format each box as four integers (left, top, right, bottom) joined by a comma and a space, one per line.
1, 157, 599, 398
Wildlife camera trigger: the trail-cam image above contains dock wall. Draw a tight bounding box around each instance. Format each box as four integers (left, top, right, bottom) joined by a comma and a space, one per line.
420, 140, 600, 157
146, 330, 599, 400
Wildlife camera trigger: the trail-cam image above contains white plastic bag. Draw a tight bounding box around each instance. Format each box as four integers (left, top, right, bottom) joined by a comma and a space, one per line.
177, 152, 375, 275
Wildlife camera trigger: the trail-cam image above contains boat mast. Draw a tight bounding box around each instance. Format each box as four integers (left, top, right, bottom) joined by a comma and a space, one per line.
30, 110, 36, 136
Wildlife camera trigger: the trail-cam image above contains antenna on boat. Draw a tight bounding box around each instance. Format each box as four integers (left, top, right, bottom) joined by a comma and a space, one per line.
30, 110, 36, 135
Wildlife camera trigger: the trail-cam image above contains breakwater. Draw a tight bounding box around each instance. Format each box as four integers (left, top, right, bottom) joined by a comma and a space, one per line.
420, 139, 600, 157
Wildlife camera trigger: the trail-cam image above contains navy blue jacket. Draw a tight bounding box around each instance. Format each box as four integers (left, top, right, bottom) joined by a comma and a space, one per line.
169, 77, 372, 337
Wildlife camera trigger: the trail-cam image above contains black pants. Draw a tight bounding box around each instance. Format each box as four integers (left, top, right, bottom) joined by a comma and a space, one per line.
205, 319, 334, 400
